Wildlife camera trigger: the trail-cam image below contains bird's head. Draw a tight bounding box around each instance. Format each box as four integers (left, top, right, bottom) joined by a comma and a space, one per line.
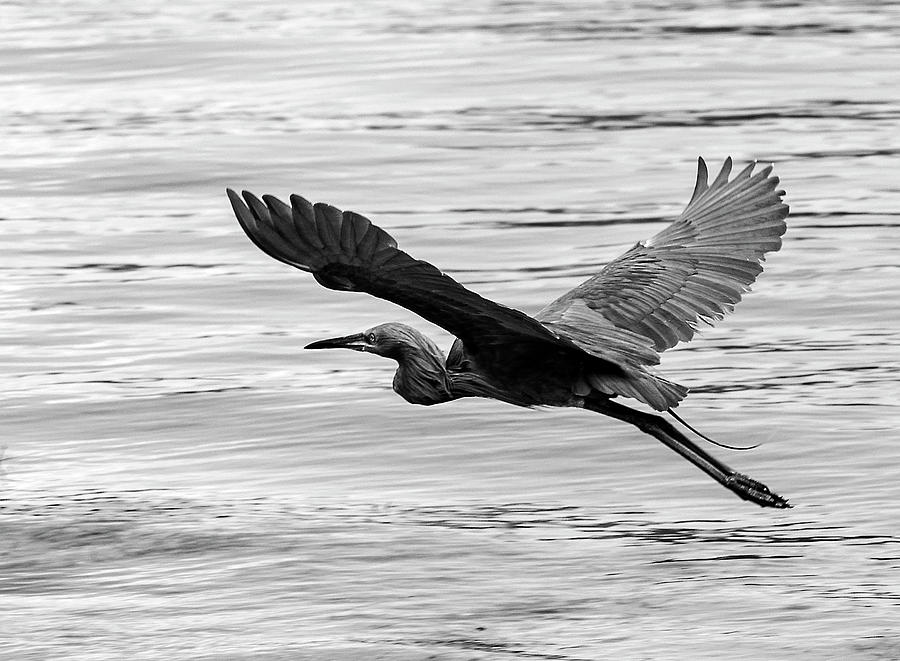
304, 322, 442, 362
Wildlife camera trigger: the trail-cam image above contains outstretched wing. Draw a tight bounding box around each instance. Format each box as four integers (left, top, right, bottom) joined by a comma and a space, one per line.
227, 189, 569, 355
537, 157, 789, 358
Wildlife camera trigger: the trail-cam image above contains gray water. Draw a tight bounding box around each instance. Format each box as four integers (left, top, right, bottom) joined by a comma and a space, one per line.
3, 1, 900, 659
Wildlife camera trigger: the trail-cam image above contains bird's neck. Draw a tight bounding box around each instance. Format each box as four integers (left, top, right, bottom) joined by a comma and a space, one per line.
391, 346, 455, 406
391, 345, 531, 408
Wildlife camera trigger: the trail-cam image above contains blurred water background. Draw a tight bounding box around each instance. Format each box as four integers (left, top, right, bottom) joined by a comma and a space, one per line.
2, 1, 900, 659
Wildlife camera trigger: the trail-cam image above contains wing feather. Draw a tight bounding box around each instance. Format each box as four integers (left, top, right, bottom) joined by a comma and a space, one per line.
537, 157, 789, 355
227, 189, 575, 358
229, 156, 787, 413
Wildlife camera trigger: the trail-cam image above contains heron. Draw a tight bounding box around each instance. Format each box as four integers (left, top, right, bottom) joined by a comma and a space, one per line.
227, 157, 790, 508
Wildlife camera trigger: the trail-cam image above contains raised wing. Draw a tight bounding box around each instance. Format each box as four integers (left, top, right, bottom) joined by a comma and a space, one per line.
227, 189, 570, 355
537, 157, 789, 356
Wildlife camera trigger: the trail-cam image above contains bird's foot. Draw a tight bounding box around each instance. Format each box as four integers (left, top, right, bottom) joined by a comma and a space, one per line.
723, 472, 791, 509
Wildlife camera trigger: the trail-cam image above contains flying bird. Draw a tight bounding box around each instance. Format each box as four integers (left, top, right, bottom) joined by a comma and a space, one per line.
227, 157, 790, 508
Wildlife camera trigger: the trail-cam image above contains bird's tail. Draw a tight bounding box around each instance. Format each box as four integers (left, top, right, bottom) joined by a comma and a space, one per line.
586, 370, 688, 413
667, 408, 759, 451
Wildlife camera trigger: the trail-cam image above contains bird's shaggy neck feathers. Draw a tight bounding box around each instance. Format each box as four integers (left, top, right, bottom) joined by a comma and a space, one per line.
372, 323, 454, 406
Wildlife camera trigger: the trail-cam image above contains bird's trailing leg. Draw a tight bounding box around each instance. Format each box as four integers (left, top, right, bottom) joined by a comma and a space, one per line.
583, 396, 790, 508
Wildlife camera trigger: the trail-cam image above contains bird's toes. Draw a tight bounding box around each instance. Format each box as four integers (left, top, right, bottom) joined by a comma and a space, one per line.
725, 472, 791, 509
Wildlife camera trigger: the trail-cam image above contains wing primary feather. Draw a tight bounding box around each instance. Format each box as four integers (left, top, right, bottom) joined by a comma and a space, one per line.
261, 194, 292, 224
340, 210, 362, 254
692, 174, 778, 218
710, 156, 734, 189
683, 167, 777, 223
238, 191, 313, 271
735, 160, 757, 179
289, 194, 325, 251
354, 221, 382, 260
242, 191, 272, 225
313, 203, 343, 249
538, 156, 788, 360
227, 188, 256, 234
689, 156, 710, 204
261, 194, 305, 250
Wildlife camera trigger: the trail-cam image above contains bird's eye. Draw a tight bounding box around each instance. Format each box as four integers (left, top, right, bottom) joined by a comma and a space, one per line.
367, 333, 377, 343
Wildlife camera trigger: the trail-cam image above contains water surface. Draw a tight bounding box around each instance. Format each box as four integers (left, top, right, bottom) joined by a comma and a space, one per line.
2, 1, 900, 659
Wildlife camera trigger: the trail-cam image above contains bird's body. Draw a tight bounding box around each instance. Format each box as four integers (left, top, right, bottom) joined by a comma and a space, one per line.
228, 157, 791, 508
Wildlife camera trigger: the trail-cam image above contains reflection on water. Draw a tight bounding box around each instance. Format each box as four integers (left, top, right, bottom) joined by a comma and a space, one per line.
2, 0, 900, 658
3, 491, 900, 658
334, 99, 900, 135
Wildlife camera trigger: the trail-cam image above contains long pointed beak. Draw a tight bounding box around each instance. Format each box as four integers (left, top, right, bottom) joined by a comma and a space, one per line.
304, 333, 368, 351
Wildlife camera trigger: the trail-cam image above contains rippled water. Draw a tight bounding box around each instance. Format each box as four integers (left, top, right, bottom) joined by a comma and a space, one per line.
3, 1, 900, 659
